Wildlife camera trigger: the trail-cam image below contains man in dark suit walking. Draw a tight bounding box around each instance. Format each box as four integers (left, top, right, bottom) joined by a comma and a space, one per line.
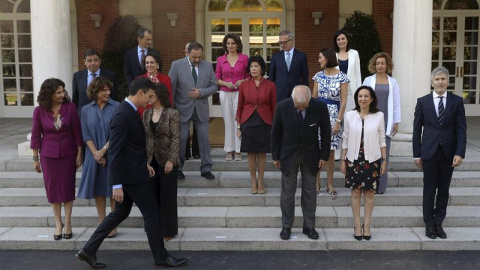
413, 66, 467, 240
72, 49, 117, 114
76, 78, 188, 268
271, 85, 331, 240
269, 30, 309, 103
124, 26, 161, 86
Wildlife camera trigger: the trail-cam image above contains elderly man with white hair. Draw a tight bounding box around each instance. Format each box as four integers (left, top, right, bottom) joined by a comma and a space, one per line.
271, 85, 331, 240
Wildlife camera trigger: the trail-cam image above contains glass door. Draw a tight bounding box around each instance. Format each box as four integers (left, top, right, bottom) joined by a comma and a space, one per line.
433, 12, 480, 115
206, 0, 285, 117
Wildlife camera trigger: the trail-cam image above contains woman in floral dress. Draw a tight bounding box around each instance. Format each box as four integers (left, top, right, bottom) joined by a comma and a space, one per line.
312, 47, 349, 195
340, 86, 387, 241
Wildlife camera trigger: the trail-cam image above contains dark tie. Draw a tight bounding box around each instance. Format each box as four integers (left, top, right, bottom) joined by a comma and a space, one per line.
88, 73, 97, 86
438, 96, 444, 126
140, 49, 146, 72
192, 65, 198, 85
297, 110, 304, 129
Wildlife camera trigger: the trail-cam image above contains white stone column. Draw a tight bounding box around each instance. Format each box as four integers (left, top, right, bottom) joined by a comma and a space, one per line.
20, 0, 73, 156
31, 0, 73, 100
390, 0, 433, 157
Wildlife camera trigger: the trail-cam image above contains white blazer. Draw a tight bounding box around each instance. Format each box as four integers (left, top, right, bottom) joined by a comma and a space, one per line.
336, 49, 362, 112
362, 74, 401, 137
342, 110, 386, 163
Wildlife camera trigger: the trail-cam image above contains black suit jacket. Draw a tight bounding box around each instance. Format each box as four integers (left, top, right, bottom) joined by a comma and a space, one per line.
124, 47, 161, 86
108, 100, 149, 186
72, 68, 117, 114
271, 98, 331, 175
412, 92, 466, 160
268, 49, 309, 103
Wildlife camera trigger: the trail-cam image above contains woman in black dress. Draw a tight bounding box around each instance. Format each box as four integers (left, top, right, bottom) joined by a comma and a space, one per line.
340, 86, 387, 241
236, 55, 276, 194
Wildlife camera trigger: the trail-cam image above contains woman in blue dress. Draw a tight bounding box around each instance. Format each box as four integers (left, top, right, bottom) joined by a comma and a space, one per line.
77, 76, 119, 237
312, 47, 349, 195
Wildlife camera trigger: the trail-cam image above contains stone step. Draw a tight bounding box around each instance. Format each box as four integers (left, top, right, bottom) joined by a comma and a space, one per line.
1, 206, 479, 228
1, 170, 480, 188
1, 187, 479, 207
0, 226, 479, 251
4, 154, 480, 172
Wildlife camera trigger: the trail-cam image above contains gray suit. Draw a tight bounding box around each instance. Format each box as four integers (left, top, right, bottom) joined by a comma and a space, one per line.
168, 57, 218, 172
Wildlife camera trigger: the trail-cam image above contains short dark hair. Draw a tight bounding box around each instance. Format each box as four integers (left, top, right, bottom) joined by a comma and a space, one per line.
188, 42, 204, 53
319, 47, 338, 68
87, 76, 113, 101
83, 49, 100, 59
144, 51, 162, 72
353, 85, 379, 113
136, 26, 151, 38
37, 78, 71, 110
129, 77, 155, 96
222, 33, 243, 53
153, 82, 171, 108
247, 55, 267, 76
333, 29, 352, 52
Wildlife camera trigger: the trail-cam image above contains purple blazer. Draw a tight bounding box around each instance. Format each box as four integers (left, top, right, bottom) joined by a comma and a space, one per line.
215, 53, 249, 92
30, 102, 83, 158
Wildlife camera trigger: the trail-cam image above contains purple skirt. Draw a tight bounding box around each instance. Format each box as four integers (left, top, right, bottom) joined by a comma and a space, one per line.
41, 154, 77, 203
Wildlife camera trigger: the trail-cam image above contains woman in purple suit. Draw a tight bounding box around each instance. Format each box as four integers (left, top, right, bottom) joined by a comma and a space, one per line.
31, 78, 83, 240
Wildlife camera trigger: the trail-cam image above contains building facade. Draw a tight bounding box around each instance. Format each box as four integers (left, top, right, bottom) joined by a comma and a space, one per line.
0, 1, 478, 140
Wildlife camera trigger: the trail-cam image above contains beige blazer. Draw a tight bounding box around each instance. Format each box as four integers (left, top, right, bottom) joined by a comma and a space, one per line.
342, 110, 386, 162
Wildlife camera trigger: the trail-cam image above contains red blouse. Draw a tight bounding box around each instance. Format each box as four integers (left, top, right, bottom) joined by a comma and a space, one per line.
236, 78, 277, 125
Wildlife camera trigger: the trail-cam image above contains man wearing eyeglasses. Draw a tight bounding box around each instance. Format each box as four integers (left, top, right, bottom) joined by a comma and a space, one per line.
269, 30, 309, 103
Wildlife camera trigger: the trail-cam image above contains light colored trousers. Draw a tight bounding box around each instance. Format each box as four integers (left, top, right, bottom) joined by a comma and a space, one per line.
220, 91, 241, 153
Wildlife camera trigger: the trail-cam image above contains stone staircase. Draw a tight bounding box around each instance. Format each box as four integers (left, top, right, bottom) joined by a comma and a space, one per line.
1, 148, 480, 251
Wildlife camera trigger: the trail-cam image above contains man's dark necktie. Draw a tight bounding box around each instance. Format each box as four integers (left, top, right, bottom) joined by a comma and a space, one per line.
297, 110, 304, 129
192, 65, 198, 85
140, 49, 146, 72
438, 96, 444, 126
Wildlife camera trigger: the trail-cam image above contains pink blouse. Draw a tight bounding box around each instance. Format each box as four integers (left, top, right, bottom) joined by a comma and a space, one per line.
215, 53, 249, 92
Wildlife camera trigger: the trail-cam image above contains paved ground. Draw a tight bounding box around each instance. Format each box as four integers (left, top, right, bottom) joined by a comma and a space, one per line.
0, 250, 480, 270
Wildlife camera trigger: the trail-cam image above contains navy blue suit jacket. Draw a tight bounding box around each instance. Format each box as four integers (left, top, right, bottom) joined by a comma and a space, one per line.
268, 49, 309, 103
124, 47, 161, 86
72, 68, 117, 115
271, 98, 331, 175
108, 100, 150, 186
412, 92, 466, 160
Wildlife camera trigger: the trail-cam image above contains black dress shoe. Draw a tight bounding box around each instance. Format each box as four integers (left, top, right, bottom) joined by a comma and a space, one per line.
177, 171, 185, 180
425, 226, 438, 239
302, 228, 319, 240
435, 225, 447, 239
155, 255, 188, 268
201, 171, 215, 179
76, 249, 106, 269
280, 228, 291, 240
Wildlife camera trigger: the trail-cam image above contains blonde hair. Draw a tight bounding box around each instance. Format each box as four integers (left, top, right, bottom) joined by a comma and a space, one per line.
368, 52, 394, 75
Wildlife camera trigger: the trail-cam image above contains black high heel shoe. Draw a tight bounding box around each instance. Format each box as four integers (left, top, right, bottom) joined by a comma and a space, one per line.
54, 223, 64, 240
354, 227, 362, 241
362, 224, 371, 240
64, 223, 73, 239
